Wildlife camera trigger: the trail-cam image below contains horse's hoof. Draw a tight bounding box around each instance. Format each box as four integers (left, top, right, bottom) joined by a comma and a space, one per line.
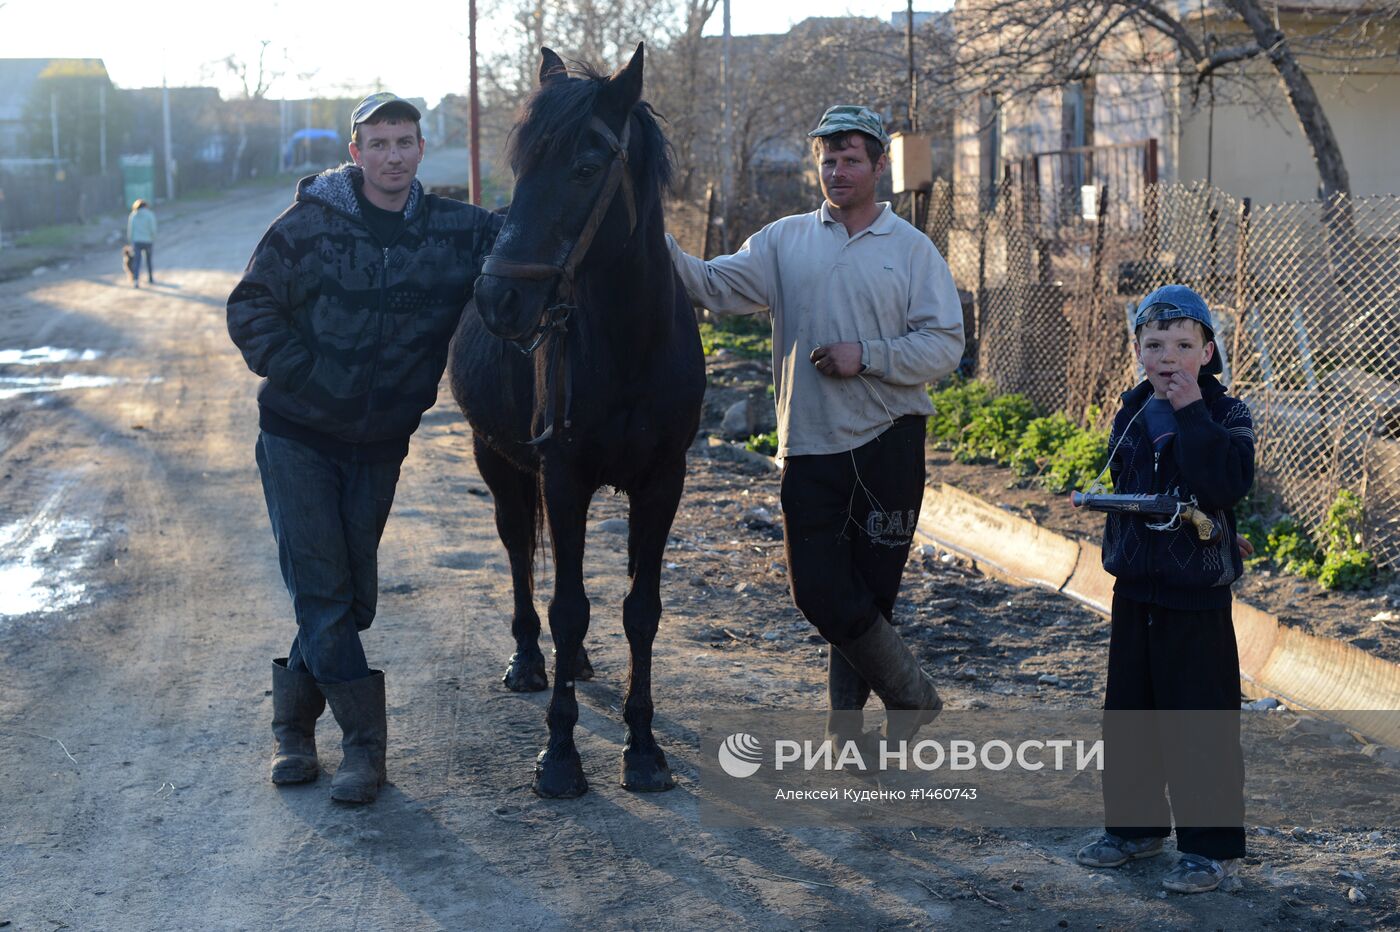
502, 651, 548, 692
551, 645, 594, 681
533, 749, 589, 798
621, 745, 675, 792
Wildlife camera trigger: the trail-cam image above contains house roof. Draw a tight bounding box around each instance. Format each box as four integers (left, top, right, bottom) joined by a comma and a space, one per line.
0, 58, 110, 123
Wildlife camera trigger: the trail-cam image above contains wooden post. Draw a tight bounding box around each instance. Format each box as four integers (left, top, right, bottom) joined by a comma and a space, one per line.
1230, 198, 1253, 383
702, 183, 717, 260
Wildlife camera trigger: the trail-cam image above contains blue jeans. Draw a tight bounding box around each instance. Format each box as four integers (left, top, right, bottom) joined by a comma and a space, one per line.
130, 242, 153, 281
255, 431, 402, 683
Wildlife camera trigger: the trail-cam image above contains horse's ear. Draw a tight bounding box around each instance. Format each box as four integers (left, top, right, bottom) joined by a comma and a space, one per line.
539, 47, 568, 86
603, 42, 644, 114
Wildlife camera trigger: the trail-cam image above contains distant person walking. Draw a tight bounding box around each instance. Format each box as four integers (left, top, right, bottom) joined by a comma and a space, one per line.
126, 200, 157, 287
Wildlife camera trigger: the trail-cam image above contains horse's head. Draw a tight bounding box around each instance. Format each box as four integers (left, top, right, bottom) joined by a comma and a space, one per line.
476, 43, 656, 347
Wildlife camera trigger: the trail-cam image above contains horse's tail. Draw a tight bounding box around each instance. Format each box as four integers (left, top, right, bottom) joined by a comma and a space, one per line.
531, 470, 547, 573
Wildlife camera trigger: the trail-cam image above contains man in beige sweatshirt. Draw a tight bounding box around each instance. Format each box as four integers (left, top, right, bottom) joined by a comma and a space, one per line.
667, 105, 964, 749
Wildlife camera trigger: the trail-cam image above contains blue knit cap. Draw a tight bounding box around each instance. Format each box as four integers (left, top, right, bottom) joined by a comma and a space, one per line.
1134, 284, 1222, 375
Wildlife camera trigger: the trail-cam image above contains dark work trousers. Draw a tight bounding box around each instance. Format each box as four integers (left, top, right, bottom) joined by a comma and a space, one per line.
1102, 593, 1246, 860
130, 242, 153, 282
780, 414, 926, 647
255, 431, 402, 684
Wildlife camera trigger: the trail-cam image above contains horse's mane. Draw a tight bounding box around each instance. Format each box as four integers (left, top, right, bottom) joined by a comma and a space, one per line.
507, 62, 674, 201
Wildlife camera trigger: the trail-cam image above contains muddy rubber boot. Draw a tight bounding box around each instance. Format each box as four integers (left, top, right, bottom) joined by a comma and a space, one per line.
270, 657, 325, 785
826, 647, 876, 761
319, 671, 387, 804
835, 615, 942, 744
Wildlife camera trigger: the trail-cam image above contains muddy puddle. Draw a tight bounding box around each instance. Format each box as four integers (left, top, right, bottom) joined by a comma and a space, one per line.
0, 347, 160, 400
0, 487, 103, 620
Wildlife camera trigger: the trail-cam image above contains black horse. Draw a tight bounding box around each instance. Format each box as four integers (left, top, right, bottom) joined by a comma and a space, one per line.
449, 44, 705, 798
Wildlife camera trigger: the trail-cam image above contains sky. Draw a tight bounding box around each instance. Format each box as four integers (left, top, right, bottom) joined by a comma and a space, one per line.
2, 0, 951, 107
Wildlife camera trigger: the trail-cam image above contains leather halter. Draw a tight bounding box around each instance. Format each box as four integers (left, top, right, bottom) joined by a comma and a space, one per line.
480, 115, 637, 354
479, 114, 638, 444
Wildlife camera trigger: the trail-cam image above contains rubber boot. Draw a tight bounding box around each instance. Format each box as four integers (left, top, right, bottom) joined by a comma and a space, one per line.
319, 670, 387, 804
826, 647, 877, 763
270, 657, 324, 784
835, 614, 942, 743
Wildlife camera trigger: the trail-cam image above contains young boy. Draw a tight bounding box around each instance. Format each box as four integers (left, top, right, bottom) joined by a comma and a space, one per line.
1076, 284, 1255, 894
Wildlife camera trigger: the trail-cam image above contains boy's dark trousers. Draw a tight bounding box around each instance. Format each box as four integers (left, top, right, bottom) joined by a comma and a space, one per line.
1102, 593, 1246, 861
779, 414, 926, 646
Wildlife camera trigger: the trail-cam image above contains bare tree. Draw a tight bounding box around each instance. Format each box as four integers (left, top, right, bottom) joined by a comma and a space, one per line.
948, 0, 1400, 198
645, 0, 720, 197
220, 39, 282, 101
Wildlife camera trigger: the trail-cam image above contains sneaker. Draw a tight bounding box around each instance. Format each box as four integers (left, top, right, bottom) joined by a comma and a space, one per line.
1162, 854, 1236, 893
1076, 832, 1164, 868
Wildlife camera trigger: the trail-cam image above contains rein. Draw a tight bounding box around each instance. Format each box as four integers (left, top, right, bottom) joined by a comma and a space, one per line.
480, 114, 637, 445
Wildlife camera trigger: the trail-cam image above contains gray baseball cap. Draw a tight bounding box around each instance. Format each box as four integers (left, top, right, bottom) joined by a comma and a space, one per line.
351, 92, 421, 131
1134, 284, 1222, 375
808, 105, 891, 148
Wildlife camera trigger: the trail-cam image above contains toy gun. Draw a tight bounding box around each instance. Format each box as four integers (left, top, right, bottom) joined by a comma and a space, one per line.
1070, 491, 1218, 542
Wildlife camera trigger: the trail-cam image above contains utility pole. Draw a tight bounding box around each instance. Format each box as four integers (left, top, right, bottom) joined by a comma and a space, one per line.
469, 0, 482, 204
906, 0, 917, 132
99, 83, 107, 174
720, 0, 733, 251
162, 76, 175, 200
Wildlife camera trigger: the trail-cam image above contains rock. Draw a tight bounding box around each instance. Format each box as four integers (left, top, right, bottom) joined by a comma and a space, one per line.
1348, 887, 1367, 905
1361, 745, 1400, 767
1241, 697, 1282, 711
1338, 869, 1366, 884
746, 506, 776, 526
1368, 831, 1385, 843
1037, 674, 1063, 687
596, 518, 628, 534
31, 266, 48, 276
954, 667, 978, 681
762, 631, 781, 641
721, 400, 752, 438
1371, 611, 1396, 623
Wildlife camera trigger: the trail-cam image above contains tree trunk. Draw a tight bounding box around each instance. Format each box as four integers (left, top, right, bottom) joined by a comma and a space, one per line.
1224, 0, 1350, 198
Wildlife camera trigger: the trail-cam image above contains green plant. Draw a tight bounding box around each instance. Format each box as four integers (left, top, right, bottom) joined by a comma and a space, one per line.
1266, 515, 1321, 578
956, 393, 1038, 464
745, 430, 778, 456
698, 318, 772, 360
1010, 412, 1079, 476
927, 376, 992, 447
15, 223, 83, 249
1236, 512, 1271, 569
1041, 423, 1112, 494
1316, 490, 1376, 590
1318, 549, 1375, 590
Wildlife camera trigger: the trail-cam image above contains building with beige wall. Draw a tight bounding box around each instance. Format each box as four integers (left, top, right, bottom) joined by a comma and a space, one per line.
952, 0, 1400, 206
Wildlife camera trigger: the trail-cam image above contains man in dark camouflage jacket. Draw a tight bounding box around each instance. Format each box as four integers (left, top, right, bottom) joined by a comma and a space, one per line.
227, 93, 501, 804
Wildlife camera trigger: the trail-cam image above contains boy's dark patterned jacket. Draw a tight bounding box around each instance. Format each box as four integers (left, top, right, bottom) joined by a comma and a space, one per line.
227, 165, 502, 455
1101, 376, 1255, 610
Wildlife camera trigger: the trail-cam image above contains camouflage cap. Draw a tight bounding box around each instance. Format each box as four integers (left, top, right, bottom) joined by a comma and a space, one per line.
351, 92, 421, 131
808, 105, 891, 148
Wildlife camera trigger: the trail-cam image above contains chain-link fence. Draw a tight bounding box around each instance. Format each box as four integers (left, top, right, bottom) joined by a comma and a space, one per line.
930, 174, 1400, 568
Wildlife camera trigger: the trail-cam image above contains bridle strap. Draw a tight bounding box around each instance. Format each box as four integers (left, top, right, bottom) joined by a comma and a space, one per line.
479, 113, 638, 444
480, 115, 637, 298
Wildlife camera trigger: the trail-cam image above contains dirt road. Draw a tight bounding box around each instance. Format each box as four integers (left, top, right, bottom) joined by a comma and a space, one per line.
0, 177, 1394, 931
